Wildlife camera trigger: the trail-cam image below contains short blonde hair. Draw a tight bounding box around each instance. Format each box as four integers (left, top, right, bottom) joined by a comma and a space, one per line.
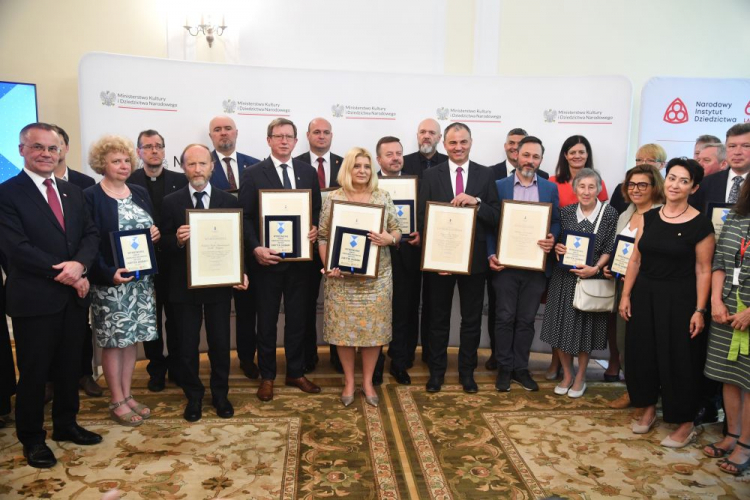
636, 143, 667, 164
337, 147, 378, 192
88, 135, 137, 175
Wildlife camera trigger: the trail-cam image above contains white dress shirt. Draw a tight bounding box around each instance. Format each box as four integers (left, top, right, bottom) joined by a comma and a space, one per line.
188, 183, 212, 208
310, 151, 331, 187
448, 160, 469, 197
271, 155, 297, 189
25, 168, 64, 214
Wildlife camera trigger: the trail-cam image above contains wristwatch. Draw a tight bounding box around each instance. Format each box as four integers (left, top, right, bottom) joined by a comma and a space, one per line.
392, 236, 396, 246
475, 197, 482, 205
695, 308, 707, 314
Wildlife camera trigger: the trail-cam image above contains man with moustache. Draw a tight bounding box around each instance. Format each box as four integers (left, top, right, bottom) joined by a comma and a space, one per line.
128, 129, 188, 392
239, 118, 322, 402
375, 136, 421, 384
403, 118, 449, 177
161, 144, 248, 422
0, 123, 101, 468
696, 143, 727, 177
294, 117, 343, 373
418, 123, 500, 393
487, 136, 559, 391
208, 115, 261, 381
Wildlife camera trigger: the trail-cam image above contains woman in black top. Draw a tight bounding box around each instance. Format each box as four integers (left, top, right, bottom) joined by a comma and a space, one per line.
619, 158, 714, 448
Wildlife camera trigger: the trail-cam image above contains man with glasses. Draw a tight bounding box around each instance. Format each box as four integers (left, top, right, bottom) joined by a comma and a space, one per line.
239, 118, 322, 402
129, 129, 188, 392
0, 123, 101, 468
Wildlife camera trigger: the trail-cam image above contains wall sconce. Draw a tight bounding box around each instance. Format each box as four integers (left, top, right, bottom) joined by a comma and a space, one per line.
183, 15, 227, 48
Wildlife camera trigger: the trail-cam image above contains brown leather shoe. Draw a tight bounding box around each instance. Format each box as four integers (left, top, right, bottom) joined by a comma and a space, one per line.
79, 376, 104, 397
285, 376, 321, 394
609, 392, 631, 409
257, 380, 274, 402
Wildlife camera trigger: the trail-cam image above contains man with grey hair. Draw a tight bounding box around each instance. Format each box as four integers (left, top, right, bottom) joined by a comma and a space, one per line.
694, 134, 722, 160
403, 118, 448, 177
696, 143, 727, 177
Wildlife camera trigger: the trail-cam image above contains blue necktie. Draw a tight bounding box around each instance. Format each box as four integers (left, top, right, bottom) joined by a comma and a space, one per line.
281, 163, 292, 189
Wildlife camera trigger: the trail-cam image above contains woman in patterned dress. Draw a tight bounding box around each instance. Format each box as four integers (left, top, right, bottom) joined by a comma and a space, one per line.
318, 147, 401, 407
541, 168, 618, 399
84, 136, 159, 426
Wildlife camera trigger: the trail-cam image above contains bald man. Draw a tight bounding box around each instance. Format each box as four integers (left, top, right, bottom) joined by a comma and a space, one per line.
402, 118, 449, 178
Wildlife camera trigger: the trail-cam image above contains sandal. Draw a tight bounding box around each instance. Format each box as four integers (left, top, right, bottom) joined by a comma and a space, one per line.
124, 395, 150, 419
719, 441, 750, 476
703, 432, 739, 458
109, 400, 143, 427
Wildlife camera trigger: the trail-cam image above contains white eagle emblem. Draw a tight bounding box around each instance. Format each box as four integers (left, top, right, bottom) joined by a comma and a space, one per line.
436, 107, 449, 120
222, 99, 237, 114
331, 104, 344, 118
100, 91, 116, 107
543, 109, 557, 123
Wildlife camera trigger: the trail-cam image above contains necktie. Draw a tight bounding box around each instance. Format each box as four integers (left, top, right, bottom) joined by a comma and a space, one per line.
223, 157, 237, 190
280, 163, 292, 189
729, 176, 744, 203
193, 191, 206, 209
455, 166, 464, 196
43, 178, 65, 231
317, 157, 326, 189
426, 159, 432, 169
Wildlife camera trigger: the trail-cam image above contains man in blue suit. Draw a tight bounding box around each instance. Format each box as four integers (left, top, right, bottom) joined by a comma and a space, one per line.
487, 136, 560, 392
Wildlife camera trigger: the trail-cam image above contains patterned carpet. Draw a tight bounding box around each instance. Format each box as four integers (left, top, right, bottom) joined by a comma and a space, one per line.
1, 380, 749, 499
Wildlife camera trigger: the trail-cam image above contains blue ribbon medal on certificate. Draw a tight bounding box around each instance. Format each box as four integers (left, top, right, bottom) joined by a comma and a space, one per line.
277, 222, 287, 258
130, 236, 141, 279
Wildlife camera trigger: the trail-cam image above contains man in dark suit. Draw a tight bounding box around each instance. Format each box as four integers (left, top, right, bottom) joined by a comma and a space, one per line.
0, 123, 102, 468
128, 129, 189, 392
294, 117, 343, 373
161, 144, 248, 422
417, 122, 500, 393
487, 136, 560, 392
375, 136, 421, 385
402, 118, 449, 178
239, 118, 322, 402
208, 115, 262, 382
0, 251, 15, 429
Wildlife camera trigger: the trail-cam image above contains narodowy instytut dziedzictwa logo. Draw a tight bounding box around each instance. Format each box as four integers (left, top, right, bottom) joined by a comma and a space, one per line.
663, 98, 689, 124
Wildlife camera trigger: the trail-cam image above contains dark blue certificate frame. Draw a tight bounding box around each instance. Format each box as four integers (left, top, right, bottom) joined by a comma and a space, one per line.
610, 234, 636, 278
264, 215, 301, 259
109, 228, 158, 279
557, 230, 596, 269
330, 227, 372, 275
392, 199, 416, 240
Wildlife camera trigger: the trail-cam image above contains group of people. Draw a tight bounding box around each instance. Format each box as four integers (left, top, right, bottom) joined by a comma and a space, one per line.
1, 116, 749, 476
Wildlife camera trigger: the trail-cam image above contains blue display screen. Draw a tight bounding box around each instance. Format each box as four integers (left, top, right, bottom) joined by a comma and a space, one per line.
0, 81, 38, 183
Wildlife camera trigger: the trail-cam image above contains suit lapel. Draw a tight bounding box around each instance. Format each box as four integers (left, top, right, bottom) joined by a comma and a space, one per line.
58, 182, 75, 233
465, 162, 482, 196
292, 160, 308, 189
437, 163, 454, 200
262, 160, 284, 189
19, 172, 65, 234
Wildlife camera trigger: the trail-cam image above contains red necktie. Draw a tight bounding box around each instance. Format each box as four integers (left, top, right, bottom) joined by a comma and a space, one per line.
455, 167, 464, 196
223, 157, 237, 190
43, 178, 65, 231
317, 157, 326, 189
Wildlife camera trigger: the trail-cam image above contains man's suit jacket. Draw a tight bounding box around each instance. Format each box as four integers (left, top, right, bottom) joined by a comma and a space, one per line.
403, 151, 449, 178
161, 186, 239, 304
83, 183, 155, 286
294, 151, 343, 188
609, 183, 628, 215
690, 168, 731, 214
487, 174, 561, 277
210, 151, 260, 190
238, 158, 322, 272
0, 171, 99, 317
417, 161, 500, 275
67, 169, 96, 190
490, 160, 549, 181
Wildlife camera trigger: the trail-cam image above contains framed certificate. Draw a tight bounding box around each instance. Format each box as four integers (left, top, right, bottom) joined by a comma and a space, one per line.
259, 189, 313, 261
378, 176, 418, 239
186, 209, 244, 289
325, 200, 385, 278
609, 235, 636, 277
496, 200, 552, 271
110, 228, 158, 279
559, 230, 596, 269
707, 202, 733, 241
421, 202, 477, 275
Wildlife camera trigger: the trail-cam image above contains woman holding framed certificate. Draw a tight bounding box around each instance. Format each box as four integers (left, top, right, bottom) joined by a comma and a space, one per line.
318, 147, 401, 407
541, 168, 618, 398
84, 136, 160, 427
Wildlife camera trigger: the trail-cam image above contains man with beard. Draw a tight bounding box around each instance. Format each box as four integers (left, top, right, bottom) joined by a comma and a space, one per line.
128, 130, 188, 392
487, 136, 559, 392
403, 118, 448, 178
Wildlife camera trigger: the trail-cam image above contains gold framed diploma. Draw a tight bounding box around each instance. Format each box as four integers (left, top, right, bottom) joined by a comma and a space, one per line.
259, 189, 313, 261
708, 202, 732, 241
559, 230, 596, 269
609, 235, 636, 277
421, 202, 477, 275
377, 176, 418, 239
496, 200, 552, 271
325, 200, 385, 278
186, 209, 244, 288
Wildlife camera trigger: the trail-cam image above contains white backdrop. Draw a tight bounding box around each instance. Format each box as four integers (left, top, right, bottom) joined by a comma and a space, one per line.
639, 77, 750, 159
79, 52, 632, 351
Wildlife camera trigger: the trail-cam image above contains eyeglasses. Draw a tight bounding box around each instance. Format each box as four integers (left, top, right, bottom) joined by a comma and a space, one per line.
635, 157, 663, 165
270, 134, 295, 141
626, 182, 653, 191
140, 144, 164, 151
21, 143, 61, 154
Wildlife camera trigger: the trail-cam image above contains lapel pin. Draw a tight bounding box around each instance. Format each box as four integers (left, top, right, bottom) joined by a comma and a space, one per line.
62, 193, 68, 197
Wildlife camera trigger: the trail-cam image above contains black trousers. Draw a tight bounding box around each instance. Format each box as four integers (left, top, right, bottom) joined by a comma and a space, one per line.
0, 316, 15, 416
255, 265, 309, 380
486, 273, 497, 356
12, 298, 86, 445
388, 246, 421, 371
420, 274, 431, 361
426, 272, 486, 378
492, 269, 546, 371
173, 301, 231, 402
626, 275, 703, 423
304, 252, 324, 365
142, 276, 178, 381
79, 316, 94, 377
234, 286, 257, 364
